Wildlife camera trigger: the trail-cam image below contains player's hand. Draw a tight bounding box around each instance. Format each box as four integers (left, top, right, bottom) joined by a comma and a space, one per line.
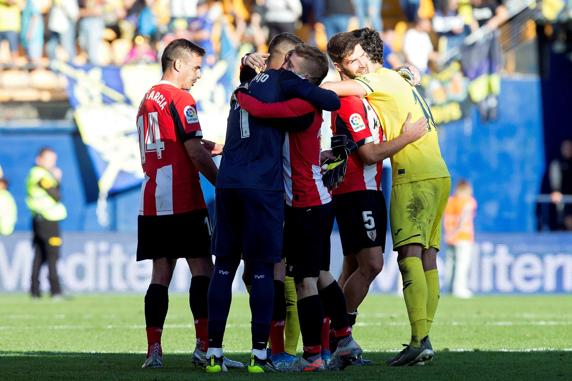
402, 112, 428, 143
320, 149, 335, 165
551, 191, 563, 204
397, 64, 422, 86
242, 52, 269, 71
52, 167, 62, 181
202, 139, 224, 156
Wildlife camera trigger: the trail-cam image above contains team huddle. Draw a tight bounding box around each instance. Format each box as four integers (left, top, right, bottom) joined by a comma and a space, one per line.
135, 28, 450, 373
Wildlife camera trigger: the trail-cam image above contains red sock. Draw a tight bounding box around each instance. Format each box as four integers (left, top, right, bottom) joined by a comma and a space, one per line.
269, 320, 285, 355
146, 327, 162, 355
194, 318, 208, 352
334, 326, 352, 339
303, 345, 321, 360
321, 317, 330, 352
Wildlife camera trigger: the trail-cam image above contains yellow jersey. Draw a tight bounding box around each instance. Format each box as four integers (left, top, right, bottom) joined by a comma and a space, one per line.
355, 67, 450, 185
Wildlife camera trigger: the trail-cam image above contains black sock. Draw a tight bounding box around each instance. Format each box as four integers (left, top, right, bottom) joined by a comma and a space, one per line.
272, 280, 286, 321
297, 295, 323, 358
208, 257, 240, 348
250, 261, 274, 350
145, 283, 169, 328
189, 275, 210, 320
319, 281, 349, 331
347, 311, 357, 327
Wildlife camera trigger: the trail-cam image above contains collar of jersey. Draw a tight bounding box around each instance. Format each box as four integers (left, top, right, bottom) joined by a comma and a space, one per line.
157, 80, 177, 88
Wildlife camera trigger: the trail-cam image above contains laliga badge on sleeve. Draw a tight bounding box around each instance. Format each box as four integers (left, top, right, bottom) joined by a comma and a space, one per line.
184, 105, 199, 124
349, 113, 366, 132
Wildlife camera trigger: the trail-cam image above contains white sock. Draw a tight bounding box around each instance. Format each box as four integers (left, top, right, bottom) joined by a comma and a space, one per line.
207, 347, 223, 358
252, 348, 267, 360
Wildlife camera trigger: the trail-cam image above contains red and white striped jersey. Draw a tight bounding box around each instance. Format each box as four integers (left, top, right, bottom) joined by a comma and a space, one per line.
283, 111, 332, 208
332, 96, 383, 195
136, 81, 206, 216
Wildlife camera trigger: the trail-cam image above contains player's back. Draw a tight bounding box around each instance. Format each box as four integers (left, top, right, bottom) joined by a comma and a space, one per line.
356, 68, 449, 185
136, 82, 205, 216
218, 69, 301, 192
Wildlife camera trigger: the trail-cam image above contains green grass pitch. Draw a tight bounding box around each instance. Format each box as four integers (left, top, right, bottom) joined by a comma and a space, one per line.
1, 294, 571, 380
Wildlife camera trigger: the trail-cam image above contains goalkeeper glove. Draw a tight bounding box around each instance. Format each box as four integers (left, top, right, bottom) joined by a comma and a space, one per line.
322, 135, 352, 190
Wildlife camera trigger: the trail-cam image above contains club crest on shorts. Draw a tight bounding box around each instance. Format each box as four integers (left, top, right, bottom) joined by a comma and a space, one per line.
184, 105, 199, 124
349, 113, 366, 132
367, 229, 377, 241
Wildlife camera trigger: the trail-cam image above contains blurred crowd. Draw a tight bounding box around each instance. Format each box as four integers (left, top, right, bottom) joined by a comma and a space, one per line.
0, 0, 519, 72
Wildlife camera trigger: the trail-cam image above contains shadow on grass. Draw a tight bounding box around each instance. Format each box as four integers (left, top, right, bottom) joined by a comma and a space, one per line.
1, 351, 570, 380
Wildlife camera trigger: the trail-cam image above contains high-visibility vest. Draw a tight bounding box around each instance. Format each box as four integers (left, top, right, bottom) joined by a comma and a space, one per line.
26, 166, 67, 221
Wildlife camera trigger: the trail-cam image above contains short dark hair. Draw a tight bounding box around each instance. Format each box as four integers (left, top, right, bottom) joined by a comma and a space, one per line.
161, 39, 206, 72
327, 28, 384, 65
268, 33, 303, 62
351, 28, 384, 65
327, 32, 361, 64
291, 44, 329, 85
37, 146, 55, 158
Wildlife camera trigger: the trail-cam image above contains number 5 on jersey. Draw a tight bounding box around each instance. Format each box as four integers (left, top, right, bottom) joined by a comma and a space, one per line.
137, 111, 165, 163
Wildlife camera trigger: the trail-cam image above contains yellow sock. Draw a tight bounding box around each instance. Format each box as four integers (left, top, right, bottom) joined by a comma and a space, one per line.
398, 257, 428, 347
283, 276, 300, 355
425, 269, 440, 335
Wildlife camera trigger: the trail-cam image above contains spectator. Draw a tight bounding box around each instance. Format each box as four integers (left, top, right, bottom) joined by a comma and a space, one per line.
433, 0, 469, 53
46, 0, 79, 62
0, 0, 22, 67
124, 35, 157, 64
20, 0, 44, 68
0, 176, 17, 236
549, 139, 572, 231
320, 0, 355, 39
353, 0, 382, 31
461, 0, 508, 121
78, 0, 105, 65
27, 147, 67, 299
262, 0, 302, 42
188, 0, 216, 66
403, 17, 437, 73
444, 180, 477, 298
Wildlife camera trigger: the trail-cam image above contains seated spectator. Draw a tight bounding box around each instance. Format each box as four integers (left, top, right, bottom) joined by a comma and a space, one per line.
0, 0, 21, 67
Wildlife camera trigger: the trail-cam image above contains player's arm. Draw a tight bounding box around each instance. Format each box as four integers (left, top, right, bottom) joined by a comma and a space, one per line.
321, 79, 367, 97
236, 92, 315, 118
281, 76, 340, 111
185, 139, 218, 186
358, 113, 428, 165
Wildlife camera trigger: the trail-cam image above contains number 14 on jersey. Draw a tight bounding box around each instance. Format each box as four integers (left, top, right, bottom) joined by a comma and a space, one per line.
137, 112, 165, 164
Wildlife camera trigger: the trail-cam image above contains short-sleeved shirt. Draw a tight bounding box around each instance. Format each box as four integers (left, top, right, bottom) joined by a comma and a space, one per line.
136, 80, 206, 216
331, 96, 382, 195
355, 67, 450, 185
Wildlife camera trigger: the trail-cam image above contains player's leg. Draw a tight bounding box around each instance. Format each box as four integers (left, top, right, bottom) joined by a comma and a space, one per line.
337, 255, 357, 289
206, 255, 241, 372
240, 189, 284, 373
142, 257, 177, 368
343, 247, 383, 326
269, 259, 287, 356
187, 256, 212, 363
283, 275, 300, 355
206, 188, 242, 372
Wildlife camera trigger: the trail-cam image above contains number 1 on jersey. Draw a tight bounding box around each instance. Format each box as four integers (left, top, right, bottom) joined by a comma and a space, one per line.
137, 112, 165, 163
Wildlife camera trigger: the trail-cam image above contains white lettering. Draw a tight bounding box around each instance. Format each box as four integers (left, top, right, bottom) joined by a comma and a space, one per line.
0, 241, 33, 291
512, 254, 542, 292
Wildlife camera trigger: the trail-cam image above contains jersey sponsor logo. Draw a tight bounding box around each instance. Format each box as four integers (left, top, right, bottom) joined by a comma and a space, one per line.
394, 228, 403, 236
349, 113, 366, 132
184, 105, 199, 124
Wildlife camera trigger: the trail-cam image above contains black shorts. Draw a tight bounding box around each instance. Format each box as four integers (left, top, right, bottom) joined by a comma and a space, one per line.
136, 209, 212, 261
213, 188, 284, 264
333, 190, 387, 256
285, 203, 334, 281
